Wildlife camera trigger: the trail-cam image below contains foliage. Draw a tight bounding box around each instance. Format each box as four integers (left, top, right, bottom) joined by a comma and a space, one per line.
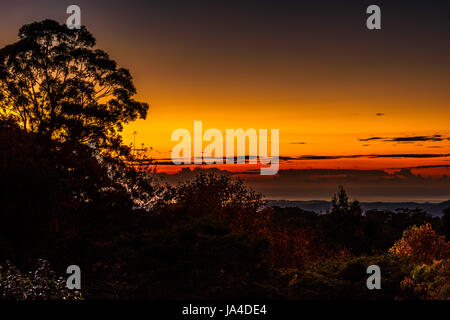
389, 223, 450, 264
313, 186, 365, 254
331, 185, 362, 217
266, 226, 342, 270
283, 254, 412, 299
154, 173, 269, 231
94, 219, 272, 299
363, 208, 438, 253
400, 259, 450, 300
0, 259, 82, 300
442, 207, 450, 240
0, 19, 148, 156
0, 120, 142, 266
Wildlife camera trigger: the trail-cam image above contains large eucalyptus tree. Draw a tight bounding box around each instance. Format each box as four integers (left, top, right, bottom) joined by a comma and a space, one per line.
0, 19, 148, 153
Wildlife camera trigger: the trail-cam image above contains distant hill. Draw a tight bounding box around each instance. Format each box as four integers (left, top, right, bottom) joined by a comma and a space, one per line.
267, 199, 450, 217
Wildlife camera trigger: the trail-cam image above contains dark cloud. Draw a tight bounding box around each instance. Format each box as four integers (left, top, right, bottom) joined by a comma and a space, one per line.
367, 153, 450, 159
375, 113, 385, 116
359, 134, 446, 143
151, 161, 176, 165
155, 167, 450, 202
296, 155, 362, 160
406, 165, 450, 169
149, 153, 450, 166
289, 142, 306, 145
278, 156, 298, 161
386, 135, 444, 142
292, 154, 450, 160
359, 137, 384, 142
151, 155, 275, 165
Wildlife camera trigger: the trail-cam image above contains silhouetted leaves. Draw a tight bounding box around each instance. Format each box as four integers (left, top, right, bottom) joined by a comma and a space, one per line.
0, 19, 148, 156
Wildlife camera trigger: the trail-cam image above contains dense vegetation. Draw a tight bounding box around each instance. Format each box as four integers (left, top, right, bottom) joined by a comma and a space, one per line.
0, 20, 449, 300
1, 119, 449, 299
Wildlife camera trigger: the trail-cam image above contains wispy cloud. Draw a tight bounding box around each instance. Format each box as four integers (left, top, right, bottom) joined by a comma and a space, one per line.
359, 134, 446, 143
359, 137, 384, 142
291, 154, 450, 160
148, 153, 450, 166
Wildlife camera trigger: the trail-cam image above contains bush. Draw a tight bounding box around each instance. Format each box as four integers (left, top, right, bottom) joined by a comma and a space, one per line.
0, 259, 82, 300
284, 254, 412, 299
389, 224, 450, 264
400, 260, 450, 300
154, 173, 267, 229
98, 219, 272, 299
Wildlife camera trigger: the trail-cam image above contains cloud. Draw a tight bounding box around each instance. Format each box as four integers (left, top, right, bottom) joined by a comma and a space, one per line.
367, 153, 450, 158
386, 135, 444, 142
375, 113, 385, 116
289, 142, 306, 144
150, 155, 276, 165
406, 165, 450, 169
359, 137, 384, 142
149, 153, 450, 166
293, 154, 450, 160
154, 167, 450, 202
295, 155, 362, 160
359, 134, 446, 143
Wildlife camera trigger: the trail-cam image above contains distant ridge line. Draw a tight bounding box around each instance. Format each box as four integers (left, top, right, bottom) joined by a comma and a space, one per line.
267, 199, 450, 217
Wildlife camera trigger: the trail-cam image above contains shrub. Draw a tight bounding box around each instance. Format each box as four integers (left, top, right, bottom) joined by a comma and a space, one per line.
400, 259, 450, 300
389, 224, 450, 264
285, 254, 412, 299
0, 259, 82, 300
100, 219, 272, 299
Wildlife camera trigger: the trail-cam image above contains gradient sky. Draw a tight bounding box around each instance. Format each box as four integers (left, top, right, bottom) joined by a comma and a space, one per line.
1, 0, 449, 201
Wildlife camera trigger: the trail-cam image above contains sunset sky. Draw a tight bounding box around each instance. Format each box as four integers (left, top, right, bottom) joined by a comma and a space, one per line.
1, 0, 449, 201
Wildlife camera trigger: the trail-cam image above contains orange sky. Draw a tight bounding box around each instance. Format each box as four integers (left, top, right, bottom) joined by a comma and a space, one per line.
1, 0, 449, 200
119, 37, 450, 175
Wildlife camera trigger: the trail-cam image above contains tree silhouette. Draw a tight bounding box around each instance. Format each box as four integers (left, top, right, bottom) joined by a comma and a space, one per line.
442, 207, 450, 240
331, 185, 362, 216
320, 186, 364, 254
0, 19, 148, 153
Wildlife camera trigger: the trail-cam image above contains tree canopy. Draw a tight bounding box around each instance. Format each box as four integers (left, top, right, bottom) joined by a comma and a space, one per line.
0, 19, 148, 153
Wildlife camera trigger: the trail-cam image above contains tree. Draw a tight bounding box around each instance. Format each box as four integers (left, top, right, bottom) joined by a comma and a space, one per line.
0, 19, 148, 154
0, 119, 141, 265
389, 223, 450, 264
331, 185, 362, 216
319, 186, 365, 254
442, 207, 450, 240
155, 173, 267, 230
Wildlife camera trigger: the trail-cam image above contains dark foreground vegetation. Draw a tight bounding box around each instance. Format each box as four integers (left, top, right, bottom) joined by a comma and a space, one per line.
0, 20, 449, 300
1, 119, 449, 300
